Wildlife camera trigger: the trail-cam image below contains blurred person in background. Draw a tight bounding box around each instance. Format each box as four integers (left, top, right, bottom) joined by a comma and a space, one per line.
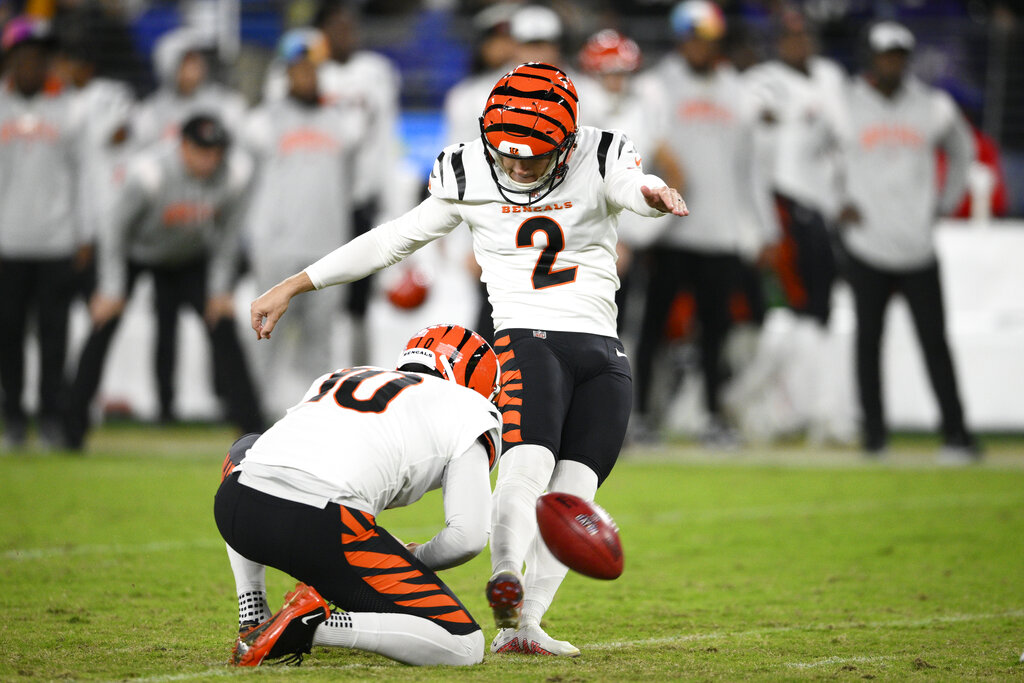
133, 26, 247, 147
837, 21, 979, 461
51, 35, 134, 303
442, 2, 517, 342
633, 0, 773, 447
242, 29, 368, 418
577, 28, 685, 336
0, 17, 85, 449
63, 114, 264, 450
730, 8, 851, 443
264, 0, 403, 364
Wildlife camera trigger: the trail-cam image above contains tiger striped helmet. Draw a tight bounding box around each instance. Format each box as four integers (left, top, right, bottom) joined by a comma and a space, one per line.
396, 324, 501, 401
479, 62, 579, 205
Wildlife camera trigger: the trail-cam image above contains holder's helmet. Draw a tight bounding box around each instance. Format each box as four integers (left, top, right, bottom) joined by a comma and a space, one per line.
479, 62, 578, 205
396, 324, 501, 401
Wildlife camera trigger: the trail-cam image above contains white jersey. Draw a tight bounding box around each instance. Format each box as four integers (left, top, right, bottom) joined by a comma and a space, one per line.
304, 126, 669, 338
238, 367, 501, 515
745, 57, 848, 217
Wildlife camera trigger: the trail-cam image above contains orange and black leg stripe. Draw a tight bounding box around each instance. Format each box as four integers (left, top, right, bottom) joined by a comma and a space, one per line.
492, 334, 524, 449
336, 505, 480, 636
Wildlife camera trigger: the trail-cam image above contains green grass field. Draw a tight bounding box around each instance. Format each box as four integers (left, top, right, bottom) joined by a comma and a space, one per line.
2, 425, 1023, 681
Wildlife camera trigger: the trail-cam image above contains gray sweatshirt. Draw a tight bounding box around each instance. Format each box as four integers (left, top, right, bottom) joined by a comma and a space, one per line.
98, 140, 254, 299
241, 97, 366, 264
0, 85, 85, 257
654, 54, 776, 255
839, 76, 974, 270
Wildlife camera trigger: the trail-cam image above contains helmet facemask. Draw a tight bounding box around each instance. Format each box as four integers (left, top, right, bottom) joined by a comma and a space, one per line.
479, 62, 579, 206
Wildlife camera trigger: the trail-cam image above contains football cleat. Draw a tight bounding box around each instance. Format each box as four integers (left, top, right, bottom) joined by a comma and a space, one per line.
486, 570, 524, 630
490, 628, 523, 654
231, 583, 329, 667
490, 624, 581, 657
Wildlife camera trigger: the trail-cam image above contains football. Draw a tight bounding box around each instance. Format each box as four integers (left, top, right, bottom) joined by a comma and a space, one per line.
536, 492, 624, 580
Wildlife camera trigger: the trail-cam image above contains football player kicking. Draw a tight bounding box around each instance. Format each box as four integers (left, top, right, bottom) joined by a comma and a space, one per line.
250, 62, 688, 657
214, 324, 502, 666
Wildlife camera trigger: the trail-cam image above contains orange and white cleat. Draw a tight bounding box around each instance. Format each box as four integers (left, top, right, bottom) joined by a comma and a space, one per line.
231, 583, 329, 666
485, 570, 524, 630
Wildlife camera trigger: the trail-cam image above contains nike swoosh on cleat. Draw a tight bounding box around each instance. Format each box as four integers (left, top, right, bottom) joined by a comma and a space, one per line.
300, 613, 321, 625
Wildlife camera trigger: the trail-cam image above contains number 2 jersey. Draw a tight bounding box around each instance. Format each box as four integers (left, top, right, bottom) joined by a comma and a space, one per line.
304, 126, 670, 338
237, 367, 502, 515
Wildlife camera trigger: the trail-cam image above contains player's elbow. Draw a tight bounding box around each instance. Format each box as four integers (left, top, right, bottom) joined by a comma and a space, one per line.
451, 518, 490, 564
450, 525, 489, 564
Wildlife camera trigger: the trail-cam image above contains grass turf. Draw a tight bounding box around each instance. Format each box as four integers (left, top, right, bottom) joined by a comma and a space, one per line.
1, 424, 1022, 681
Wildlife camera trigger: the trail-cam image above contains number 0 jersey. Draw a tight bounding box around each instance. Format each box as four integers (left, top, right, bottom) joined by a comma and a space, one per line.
237, 367, 502, 515
304, 126, 669, 338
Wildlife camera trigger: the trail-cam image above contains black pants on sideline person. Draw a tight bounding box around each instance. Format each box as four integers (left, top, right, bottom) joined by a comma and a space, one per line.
634, 247, 743, 423
843, 251, 973, 451
64, 259, 264, 449
773, 193, 836, 326
0, 256, 76, 440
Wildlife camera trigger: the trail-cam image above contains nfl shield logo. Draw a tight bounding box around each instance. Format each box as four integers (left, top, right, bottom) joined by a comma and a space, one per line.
533, 330, 547, 339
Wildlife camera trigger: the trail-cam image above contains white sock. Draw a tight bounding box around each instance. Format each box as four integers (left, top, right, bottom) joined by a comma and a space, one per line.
313, 612, 483, 666
226, 544, 270, 625
520, 461, 598, 628
490, 445, 555, 576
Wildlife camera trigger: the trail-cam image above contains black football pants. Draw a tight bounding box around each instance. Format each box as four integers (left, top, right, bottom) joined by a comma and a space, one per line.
66, 260, 264, 444
0, 256, 76, 426
843, 252, 969, 448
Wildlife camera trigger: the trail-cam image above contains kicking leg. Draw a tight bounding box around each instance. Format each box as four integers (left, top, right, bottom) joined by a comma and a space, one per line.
487, 443, 555, 628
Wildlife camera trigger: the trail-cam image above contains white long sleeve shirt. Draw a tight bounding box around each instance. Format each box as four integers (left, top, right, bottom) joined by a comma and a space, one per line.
305, 126, 667, 338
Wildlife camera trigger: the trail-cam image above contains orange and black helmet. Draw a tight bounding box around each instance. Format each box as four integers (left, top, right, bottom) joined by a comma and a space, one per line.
479, 62, 579, 205
396, 324, 501, 401
579, 29, 642, 75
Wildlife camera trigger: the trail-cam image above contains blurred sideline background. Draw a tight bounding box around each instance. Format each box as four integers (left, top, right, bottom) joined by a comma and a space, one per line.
5, 0, 1024, 435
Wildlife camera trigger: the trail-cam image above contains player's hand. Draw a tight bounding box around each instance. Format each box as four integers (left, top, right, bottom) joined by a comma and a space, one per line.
642, 185, 689, 217
250, 272, 314, 340
405, 542, 421, 552
89, 294, 125, 328
204, 293, 236, 327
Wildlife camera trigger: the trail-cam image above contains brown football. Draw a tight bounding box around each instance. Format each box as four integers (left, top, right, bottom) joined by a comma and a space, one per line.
536, 492, 623, 580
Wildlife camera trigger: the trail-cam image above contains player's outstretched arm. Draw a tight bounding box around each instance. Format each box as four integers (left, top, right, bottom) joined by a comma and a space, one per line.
641, 185, 689, 217
250, 271, 314, 340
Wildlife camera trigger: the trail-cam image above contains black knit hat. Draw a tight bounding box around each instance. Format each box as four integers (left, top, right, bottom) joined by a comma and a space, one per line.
181, 114, 230, 148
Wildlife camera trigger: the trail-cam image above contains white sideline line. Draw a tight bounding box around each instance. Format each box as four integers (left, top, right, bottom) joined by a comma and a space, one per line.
1, 538, 223, 561
786, 654, 899, 669
121, 611, 1023, 682
1, 526, 443, 562
586, 610, 1024, 651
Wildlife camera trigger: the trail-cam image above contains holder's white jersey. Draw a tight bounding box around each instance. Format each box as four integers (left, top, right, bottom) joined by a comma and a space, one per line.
237, 367, 501, 516
305, 126, 667, 338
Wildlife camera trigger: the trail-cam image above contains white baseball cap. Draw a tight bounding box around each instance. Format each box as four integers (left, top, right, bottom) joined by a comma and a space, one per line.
868, 21, 915, 53
510, 5, 562, 44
